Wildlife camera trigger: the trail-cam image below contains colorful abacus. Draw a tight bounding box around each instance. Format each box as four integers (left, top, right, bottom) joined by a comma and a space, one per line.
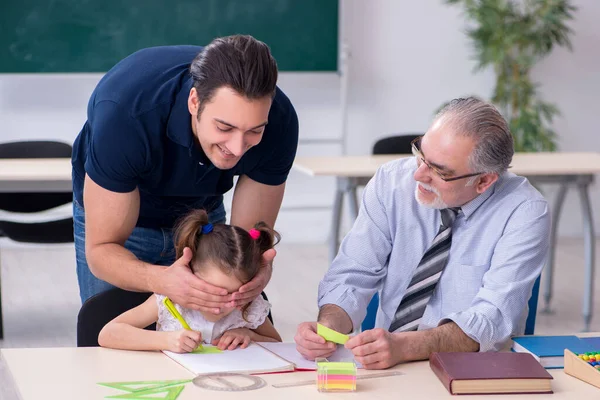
564, 349, 600, 390
577, 352, 600, 371
316, 360, 357, 392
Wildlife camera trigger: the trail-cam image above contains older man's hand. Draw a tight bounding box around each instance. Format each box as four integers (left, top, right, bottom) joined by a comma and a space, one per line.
345, 328, 404, 369
294, 322, 337, 360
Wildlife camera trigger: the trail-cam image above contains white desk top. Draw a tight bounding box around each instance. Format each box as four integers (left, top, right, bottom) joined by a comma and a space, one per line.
2, 346, 598, 399
294, 152, 600, 178
0, 158, 72, 192
2, 153, 599, 191
0, 158, 71, 181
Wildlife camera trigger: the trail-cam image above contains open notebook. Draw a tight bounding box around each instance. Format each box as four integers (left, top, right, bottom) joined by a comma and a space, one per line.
163, 342, 359, 375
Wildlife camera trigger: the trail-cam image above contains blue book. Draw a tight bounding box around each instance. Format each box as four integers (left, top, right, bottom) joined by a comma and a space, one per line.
511, 335, 595, 369
579, 337, 600, 350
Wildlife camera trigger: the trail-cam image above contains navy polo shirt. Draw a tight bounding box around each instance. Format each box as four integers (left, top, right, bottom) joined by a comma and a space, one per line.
72, 45, 298, 229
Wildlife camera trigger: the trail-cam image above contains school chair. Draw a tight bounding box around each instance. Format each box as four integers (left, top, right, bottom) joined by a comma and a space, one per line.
0, 140, 73, 340
77, 288, 156, 347
372, 134, 422, 156
77, 288, 274, 346
361, 275, 542, 335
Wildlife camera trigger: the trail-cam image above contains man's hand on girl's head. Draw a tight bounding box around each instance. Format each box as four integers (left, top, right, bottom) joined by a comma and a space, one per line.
230, 248, 276, 307
159, 246, 234, 313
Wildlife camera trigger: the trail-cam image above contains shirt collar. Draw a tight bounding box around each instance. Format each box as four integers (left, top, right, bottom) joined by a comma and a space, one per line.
166, 76, 210, 165
459, 173, 503, 220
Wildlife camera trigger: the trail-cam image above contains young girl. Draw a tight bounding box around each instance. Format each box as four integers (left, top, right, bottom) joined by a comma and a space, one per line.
98, 209, 282, 353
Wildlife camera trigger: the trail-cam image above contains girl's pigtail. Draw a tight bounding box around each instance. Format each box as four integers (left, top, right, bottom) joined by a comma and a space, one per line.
251, 221, 280, 253
173, 209, 210, 258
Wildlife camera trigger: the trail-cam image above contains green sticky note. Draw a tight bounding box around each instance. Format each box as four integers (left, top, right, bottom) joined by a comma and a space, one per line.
317, 323, 349, 344
318, 368, 356, 375
191, 345, 223, 354
317, 361, 355, 369
316, 360, 356, 374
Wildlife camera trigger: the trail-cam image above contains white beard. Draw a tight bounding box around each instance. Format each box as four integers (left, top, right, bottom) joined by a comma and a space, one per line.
415, 183, 449, 209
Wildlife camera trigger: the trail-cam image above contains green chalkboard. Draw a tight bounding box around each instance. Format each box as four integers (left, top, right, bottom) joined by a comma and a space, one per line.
0, 0, 338, 72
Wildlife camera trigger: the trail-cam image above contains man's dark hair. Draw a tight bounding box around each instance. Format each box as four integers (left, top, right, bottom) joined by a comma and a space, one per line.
189, 35, 278, 117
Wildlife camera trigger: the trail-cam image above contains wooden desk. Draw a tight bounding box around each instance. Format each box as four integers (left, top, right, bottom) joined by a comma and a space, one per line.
294, 152, 600, 331
0, 158, 72, 192
2, 346, 599, 399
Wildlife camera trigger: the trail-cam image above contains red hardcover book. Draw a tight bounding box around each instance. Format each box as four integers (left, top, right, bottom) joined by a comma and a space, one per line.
429, 352, 553, 395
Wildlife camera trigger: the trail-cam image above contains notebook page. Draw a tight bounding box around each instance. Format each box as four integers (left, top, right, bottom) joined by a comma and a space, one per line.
163, 343, 293, 375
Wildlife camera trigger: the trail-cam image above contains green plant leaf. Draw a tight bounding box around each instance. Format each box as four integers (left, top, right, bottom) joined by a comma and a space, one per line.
443, 0, 576, 152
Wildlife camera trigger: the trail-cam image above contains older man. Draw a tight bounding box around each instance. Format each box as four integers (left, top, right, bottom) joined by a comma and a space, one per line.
295, 97, 550, 369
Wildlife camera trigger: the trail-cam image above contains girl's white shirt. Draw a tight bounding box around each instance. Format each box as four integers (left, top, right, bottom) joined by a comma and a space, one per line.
155, 294, 271, 343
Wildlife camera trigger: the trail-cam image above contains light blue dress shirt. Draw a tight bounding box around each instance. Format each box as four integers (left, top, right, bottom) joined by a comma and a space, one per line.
318, 157, 550, 351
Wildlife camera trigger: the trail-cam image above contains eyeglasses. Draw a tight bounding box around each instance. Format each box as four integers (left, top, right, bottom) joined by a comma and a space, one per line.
411, 136, 484, 182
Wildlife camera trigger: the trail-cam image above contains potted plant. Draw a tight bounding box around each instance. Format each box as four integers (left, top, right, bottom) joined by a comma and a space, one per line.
446, 0, 576, 152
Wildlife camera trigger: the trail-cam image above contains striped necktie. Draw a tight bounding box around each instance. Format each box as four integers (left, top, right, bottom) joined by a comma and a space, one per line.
389, 207, 460, 333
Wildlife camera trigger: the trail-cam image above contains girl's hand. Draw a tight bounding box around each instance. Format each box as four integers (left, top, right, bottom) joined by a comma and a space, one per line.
212, 328, 253, 350
166, 329, 203, 353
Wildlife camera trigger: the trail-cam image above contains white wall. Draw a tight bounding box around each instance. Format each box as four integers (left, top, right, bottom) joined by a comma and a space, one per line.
337, 0, 600, 240
531, 0, 600, 236
1, 0, 598, 242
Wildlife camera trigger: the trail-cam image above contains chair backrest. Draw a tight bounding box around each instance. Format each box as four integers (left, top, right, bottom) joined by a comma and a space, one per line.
361, 292, 379, 332
0, 219, 73, 243
0, 140, 72, 159
525, 275, 541, 335
0, 140, 73, 212
372, 134, 422, 155
361, 275, 542, 335
77, 288, 155, 347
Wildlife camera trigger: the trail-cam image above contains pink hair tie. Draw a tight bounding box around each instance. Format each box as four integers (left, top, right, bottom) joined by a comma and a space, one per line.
249, 229, 261, 240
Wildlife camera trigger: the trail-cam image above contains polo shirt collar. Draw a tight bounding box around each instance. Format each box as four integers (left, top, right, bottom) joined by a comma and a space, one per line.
166, 76, 210, 165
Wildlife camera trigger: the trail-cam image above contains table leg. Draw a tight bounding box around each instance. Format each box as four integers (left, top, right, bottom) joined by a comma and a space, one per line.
577, 177, 595, 332
329, 178, 345, 264
329, 178, 362, 264
542, 181, 568, 313
348, 185, 359, 221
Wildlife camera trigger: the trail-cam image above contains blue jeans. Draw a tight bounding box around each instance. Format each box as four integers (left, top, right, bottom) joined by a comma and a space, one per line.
74, 198, 227, 303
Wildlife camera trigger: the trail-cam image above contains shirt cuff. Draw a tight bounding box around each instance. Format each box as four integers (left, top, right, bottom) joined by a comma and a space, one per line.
318, 286, 364, 333
85, 167, 137, 194
245, 170, 288, 186
438, 311, 508, 352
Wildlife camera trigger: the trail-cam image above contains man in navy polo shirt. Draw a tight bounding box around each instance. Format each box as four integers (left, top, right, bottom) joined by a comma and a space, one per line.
71, 35, 298, 316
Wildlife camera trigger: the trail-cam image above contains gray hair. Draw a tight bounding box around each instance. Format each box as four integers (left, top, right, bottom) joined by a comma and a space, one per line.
434, 97, 514, 175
